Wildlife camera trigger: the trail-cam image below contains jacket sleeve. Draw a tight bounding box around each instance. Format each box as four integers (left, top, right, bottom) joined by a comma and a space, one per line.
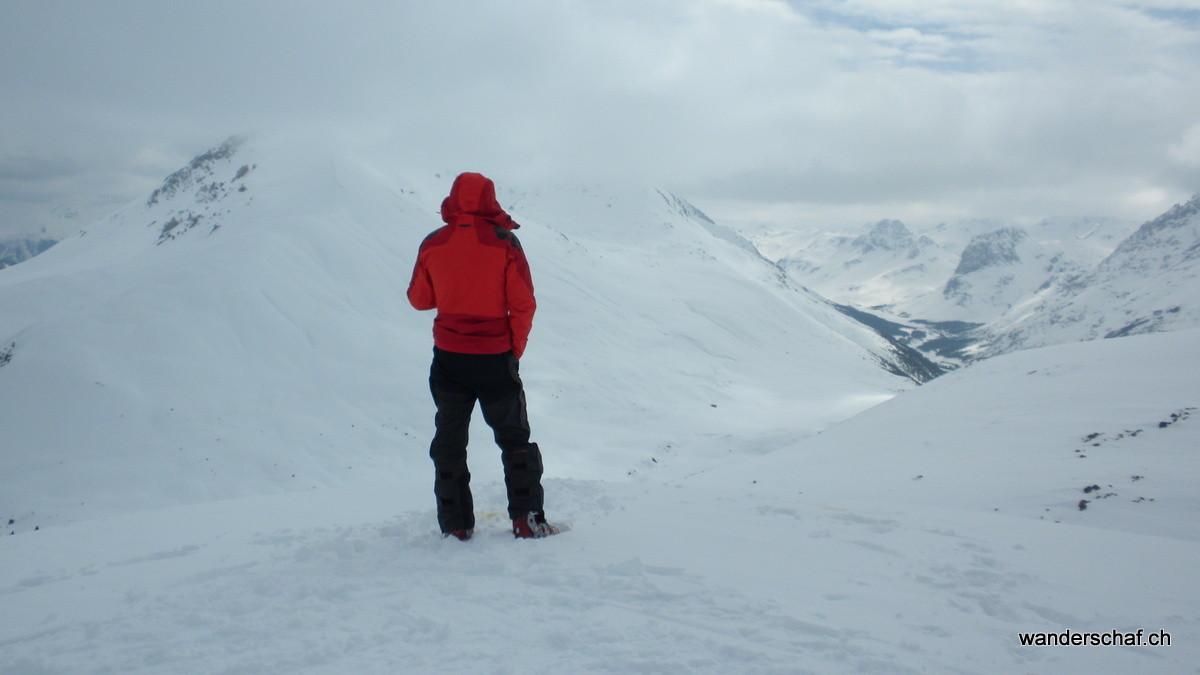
505, 245, 536, 358
406, 252, 436, 311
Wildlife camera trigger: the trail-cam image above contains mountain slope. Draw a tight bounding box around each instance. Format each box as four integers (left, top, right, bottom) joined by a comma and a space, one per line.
923, 225, 1095, 324
981, 194, 1200, 356
0, 136, 919, 529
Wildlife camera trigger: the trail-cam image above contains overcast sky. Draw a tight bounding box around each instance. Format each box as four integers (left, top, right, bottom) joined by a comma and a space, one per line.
3, 0, 1200, 238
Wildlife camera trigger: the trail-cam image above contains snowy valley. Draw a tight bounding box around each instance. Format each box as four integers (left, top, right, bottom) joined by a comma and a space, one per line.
1, 138, 1198, 673
742, 198, 1200, 368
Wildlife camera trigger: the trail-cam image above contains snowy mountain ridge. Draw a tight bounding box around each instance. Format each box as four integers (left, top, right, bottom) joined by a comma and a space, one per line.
949, 226, 1025, 277
738, 203, 1200, 366
0, 233, 58, 270
0, 136, 926, 531
767, 219, 957, 318
758, 215, 1134, 327
980, 192, 1200, 355
851, 218, 937, 256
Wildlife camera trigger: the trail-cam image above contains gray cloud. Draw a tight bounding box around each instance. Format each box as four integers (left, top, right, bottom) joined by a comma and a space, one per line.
0, 156, 82, 183
2, 0, 1199, 238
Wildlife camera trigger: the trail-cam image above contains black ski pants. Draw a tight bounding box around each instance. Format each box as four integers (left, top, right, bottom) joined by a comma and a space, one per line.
427, 347, 544, 532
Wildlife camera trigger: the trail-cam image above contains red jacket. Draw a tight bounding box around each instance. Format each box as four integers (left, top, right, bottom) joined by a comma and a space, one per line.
407, 172, 536, 358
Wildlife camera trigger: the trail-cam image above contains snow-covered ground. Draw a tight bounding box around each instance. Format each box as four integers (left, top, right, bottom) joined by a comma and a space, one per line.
3, 328, 1197, 673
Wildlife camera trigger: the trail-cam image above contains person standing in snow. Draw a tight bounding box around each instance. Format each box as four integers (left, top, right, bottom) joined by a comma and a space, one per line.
407, 172, 558, 541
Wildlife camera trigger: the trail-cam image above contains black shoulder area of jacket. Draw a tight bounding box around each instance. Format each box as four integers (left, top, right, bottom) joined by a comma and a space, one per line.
419, 228, 442, 247
493, 226, 523, 252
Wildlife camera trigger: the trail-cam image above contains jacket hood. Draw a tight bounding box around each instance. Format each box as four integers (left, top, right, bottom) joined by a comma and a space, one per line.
440, 172, 519, 230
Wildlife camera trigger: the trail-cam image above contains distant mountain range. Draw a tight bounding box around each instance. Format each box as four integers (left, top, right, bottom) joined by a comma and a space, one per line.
980, 193, 1200, 357
742, 196, 1200, 365
0, 234, 58, 270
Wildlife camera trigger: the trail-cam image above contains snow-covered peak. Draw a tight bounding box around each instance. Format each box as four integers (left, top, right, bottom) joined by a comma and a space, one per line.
0, 234, 57, 270
980, 192, 1200, 355
1102, 192, 1200, 271
950, 227, 1026, 276
852, 219, 916, 253
742, 213, 1144, 366
759, 219, 955, 317
146, 136, 246, 207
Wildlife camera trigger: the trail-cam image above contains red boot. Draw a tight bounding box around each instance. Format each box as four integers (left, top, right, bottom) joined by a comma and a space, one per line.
512, 511, 559, 539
